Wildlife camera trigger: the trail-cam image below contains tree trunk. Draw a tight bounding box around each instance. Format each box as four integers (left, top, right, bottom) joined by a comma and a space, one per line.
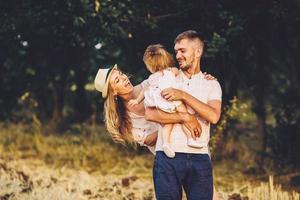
49, 63, 68, 131
253, 42, 269, 164
74, 66, 88, 122
51, 85, 65, 123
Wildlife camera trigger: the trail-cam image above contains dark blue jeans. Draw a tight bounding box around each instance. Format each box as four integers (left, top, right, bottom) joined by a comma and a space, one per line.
153, 151, 213, 200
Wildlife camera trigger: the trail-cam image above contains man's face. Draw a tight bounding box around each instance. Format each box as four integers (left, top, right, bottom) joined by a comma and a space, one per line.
174, 39, 197, 70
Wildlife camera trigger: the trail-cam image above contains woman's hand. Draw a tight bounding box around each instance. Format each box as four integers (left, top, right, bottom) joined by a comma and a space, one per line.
144, 131, 158, 146
203, 72, 217, 80
161, 88, 185, 101
181, 113, 202, 140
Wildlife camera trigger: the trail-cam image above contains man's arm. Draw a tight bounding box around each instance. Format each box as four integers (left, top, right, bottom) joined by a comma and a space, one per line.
145, 107, 201, 139
145, 107, 183, 124
182, 95, 221, 124
161, 89, 221, 124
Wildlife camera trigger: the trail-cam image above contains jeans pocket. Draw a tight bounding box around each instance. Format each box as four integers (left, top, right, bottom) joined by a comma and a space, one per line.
193, 155, 212, 177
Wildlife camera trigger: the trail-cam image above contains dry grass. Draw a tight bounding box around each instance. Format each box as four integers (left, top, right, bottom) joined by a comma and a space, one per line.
0, 123, 153, 174
0, 123, 299, 200
0, 158, 154, 200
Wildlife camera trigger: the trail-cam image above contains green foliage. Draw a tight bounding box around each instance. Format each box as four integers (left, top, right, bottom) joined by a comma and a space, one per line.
269, 89, 300, 169
210, 96, 249, 154
205, 32, 227, 58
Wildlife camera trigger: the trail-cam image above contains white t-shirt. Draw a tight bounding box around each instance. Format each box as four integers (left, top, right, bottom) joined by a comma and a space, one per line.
155, 70, 222, 154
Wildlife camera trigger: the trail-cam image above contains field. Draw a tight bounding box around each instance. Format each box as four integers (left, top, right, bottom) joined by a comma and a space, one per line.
0, 123, 299, 200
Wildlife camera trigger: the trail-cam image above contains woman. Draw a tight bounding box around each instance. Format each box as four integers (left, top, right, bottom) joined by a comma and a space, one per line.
94, 64, 221, 200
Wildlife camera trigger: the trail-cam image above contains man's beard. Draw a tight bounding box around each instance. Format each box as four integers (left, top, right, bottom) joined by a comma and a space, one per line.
181, 64, 192, 71
179, 58, 194, 71
180, 60, 194, 71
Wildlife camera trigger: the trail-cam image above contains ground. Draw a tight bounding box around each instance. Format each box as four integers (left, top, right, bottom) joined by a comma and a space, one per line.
0, 124, 299, 200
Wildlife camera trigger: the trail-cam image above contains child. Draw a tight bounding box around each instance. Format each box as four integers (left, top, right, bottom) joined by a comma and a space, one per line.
128, 44, 205, 158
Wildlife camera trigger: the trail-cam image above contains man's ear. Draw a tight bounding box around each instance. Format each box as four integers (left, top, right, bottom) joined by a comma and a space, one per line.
195, 47, 203, 58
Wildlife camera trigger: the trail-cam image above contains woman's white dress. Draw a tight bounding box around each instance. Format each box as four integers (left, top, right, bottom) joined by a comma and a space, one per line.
129, 111, 160, 154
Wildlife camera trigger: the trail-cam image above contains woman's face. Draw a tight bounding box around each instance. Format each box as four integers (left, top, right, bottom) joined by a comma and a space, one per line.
109, 69, 133, 96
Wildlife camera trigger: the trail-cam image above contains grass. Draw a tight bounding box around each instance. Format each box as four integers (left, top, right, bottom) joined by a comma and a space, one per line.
0, 123, 299, 200
0, 123, 153, 174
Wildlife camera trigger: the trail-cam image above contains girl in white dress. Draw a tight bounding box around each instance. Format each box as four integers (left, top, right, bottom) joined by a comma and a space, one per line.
128, 44, 202, 158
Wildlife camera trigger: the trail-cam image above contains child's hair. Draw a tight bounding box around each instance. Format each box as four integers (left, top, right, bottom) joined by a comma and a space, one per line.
143, 44, 175, 73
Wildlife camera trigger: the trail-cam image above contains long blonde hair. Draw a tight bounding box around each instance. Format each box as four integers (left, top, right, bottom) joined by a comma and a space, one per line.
104, 84, 135, 146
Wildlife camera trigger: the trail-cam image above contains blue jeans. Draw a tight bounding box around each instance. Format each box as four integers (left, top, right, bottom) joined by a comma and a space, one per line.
153, 151, 213, 200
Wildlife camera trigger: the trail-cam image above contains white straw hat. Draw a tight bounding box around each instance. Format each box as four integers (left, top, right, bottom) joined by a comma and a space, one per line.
94, 64, 117, 98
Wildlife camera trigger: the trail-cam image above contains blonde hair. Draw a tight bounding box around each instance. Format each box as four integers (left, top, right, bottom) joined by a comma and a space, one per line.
104, 84, 135, 146
143, 44, 175, 73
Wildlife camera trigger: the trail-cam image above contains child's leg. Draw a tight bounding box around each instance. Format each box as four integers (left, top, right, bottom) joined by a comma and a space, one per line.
162, 124, 175, 158
162, 124, 173, 146
176, 102, 205, 148
175, 101, 187, 113
176, 103, 193, 139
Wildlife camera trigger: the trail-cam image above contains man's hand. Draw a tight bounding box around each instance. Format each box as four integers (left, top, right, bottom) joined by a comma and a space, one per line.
161, 88, 185, 101
203, 72, 217, 80
181, 113, 202, 140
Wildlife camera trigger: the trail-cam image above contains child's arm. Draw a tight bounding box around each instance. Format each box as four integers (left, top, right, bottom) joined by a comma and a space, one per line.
128, 88, 145, 107
170, 67, 179, 76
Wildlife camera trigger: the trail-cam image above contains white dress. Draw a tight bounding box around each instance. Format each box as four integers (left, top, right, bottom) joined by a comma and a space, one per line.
144, 68, 182, 113
129, 111, 160, 154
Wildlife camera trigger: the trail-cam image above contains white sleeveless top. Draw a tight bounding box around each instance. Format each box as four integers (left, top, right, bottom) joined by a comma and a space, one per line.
129, 111, 160, 154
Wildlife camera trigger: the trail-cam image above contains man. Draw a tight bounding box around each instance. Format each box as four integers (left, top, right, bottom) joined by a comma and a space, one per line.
145, 30, 222, 200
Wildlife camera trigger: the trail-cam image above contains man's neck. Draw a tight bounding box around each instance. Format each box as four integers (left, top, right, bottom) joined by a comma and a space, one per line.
183, 65, 201, 78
